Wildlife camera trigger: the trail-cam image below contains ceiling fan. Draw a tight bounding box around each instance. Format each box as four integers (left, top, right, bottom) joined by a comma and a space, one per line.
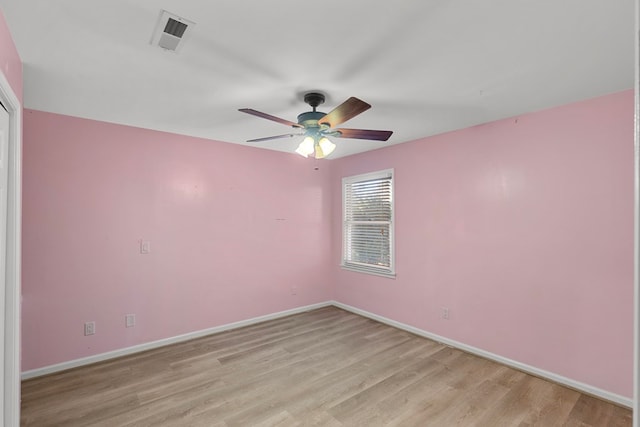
239, 92, 393, 159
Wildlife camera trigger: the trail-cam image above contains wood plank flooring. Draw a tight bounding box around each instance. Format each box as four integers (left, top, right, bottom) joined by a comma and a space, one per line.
21, 307, 632, 426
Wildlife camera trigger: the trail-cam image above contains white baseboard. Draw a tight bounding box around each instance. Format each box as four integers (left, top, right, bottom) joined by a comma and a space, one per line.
331, 301, 633, 409
21, 301, 332, 380
22, 300, 633, 409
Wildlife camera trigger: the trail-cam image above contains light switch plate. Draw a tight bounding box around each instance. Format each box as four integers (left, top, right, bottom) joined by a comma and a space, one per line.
125, 314, 135, 328
140, 241, 151, 254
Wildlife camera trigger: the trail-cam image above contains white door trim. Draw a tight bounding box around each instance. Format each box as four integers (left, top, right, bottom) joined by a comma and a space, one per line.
634, 0, 639, 425
0, 70, 22, 427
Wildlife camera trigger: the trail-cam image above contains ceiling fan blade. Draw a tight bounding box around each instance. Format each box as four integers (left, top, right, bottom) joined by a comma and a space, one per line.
318, 97, 371, 128
239, 108, 303, 128
246, 133, 303, 143
334, 128, 393, 141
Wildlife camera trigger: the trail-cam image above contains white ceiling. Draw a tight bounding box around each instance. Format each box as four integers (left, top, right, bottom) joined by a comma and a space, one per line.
0, 1, 635, 158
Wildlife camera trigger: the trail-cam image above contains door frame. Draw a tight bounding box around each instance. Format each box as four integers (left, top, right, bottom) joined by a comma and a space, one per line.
0, 70, 21, 426
634, 0, 639, 425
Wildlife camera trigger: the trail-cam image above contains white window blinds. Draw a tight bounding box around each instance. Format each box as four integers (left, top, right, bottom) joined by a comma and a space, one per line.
342, 169, 395, 277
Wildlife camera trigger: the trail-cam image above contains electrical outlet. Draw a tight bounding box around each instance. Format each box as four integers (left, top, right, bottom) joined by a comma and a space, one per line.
84, 321, 95, 336
291, 286, 297, 295
442, 307, 450, 320
125, 314, 136, 328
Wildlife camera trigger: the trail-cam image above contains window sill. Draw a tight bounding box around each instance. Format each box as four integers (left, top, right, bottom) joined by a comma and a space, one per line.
340, 264, 396, 279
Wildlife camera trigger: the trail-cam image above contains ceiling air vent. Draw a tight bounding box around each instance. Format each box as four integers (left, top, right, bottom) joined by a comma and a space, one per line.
150, 10, 195, 53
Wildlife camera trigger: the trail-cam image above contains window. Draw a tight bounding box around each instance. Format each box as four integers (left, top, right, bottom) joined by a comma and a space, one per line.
342, 169, 395, 277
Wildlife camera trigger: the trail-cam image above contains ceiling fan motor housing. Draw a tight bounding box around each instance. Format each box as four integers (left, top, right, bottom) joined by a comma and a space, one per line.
297, 111, 328, 130
298, 92, 329, 131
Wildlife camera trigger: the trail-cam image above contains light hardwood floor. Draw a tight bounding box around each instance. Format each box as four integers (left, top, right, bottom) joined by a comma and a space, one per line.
21, 307, 632, 426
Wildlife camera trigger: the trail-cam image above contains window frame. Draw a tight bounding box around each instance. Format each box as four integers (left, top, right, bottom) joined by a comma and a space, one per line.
341, 168, 395, 278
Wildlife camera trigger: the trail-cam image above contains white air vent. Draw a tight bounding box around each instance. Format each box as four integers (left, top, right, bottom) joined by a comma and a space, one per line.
150, 10, 195, 53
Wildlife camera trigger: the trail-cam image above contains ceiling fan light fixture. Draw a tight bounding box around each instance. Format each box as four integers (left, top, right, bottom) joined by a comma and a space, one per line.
295, 136, 315, 158
318, 137, 336, 157
313, 136, 335, 159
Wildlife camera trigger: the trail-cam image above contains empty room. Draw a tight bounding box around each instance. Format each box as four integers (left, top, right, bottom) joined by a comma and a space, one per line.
0, 1, 637, 426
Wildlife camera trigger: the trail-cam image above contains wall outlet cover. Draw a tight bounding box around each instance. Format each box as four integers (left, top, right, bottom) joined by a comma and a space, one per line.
84, 321, 95, 336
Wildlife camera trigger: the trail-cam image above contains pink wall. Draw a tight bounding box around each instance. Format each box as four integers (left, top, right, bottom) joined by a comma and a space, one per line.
331, 90, 635, 398
21, 90, 633, 399
0, 9, 22, 102
21, 110, 333, 370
